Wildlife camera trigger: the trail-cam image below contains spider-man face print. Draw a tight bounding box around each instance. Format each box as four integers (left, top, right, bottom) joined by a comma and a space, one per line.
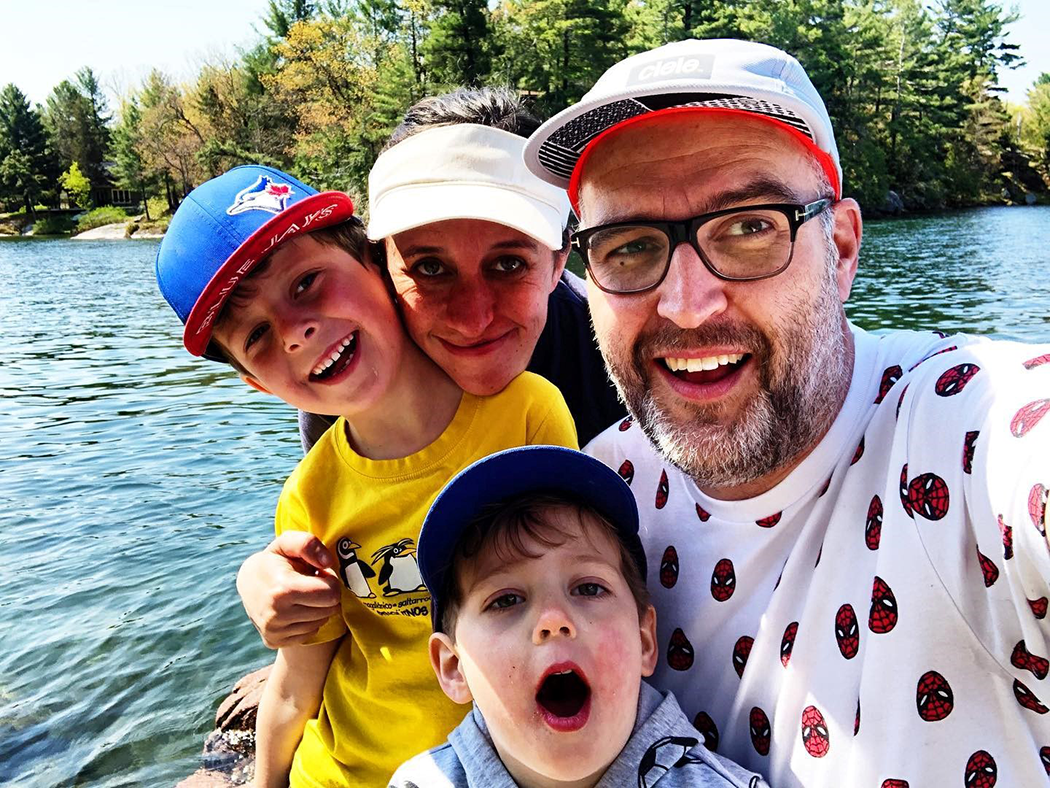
908, 345, 958, 372
1040, 745, 1050, 775
835, 604, 860, 659
964, 750, 997, 788
1010, 640, 1049, 680
896, 383, 910, 419
693, 712, 719, 751
899, 464, 911, 515
935, 363, 980, 396
1011, 399, 1050, 438
866, 495, 884, 550
916, 670, 954, 721
655, 470, 669, 509
1030, 484, 1048, 535
963, 430, 979, 474
851, 436, 865, 465
907, 473, 950, 520
781, 621, 798, 667
749, 707, 771, 755
667, 628, 694, 671
617, 459, 634, 485
880, 781, 909, 788
1024, 353, 1050, 370
710, 558, 736, 601
1014, 679, 1049, 714
619, 416, 632, 431
998, 516, 1013, 560
757, 511, 782, 528
1029, 597, 1048, 619
660, 546, 679, 589
801, 705, 830, 758
869, 575, 898, 634
854, 699, 860, 735
976, 545, 1000, 587
733, 636, 754, 678
875, 365, 903, 404
695, 503, 710, 522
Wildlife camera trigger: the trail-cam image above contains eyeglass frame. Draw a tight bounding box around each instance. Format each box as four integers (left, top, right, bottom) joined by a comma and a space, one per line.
570, 197, 834, 294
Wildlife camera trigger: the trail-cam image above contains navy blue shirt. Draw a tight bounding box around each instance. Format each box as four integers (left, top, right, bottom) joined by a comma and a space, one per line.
297, 270, 625, 452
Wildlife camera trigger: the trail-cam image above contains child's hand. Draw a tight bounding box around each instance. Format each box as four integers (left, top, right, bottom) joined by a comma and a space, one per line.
236, 531, 341, 649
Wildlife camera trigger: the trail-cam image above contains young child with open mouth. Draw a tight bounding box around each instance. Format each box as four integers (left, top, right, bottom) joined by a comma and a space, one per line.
393, 446, 768, 788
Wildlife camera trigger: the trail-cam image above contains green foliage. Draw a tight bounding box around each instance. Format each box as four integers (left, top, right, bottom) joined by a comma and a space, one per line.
60, 162, 92, 208
0, 84, 55, 213
32, 213, 75, 235
75, 206, 130, 233
424, 0, 493, 88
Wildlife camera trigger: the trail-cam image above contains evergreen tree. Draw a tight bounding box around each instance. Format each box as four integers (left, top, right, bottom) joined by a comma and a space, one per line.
424, 0, 492, 88
0, 84, 54, 213
110, 98, 155, 219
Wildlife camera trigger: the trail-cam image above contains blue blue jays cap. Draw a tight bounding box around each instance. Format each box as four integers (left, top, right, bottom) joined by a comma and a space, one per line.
418, 445, 646, 631
155, 165, 356, 358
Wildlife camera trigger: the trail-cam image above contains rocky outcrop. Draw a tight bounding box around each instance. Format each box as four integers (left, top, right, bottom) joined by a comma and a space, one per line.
175, 665, 271, 787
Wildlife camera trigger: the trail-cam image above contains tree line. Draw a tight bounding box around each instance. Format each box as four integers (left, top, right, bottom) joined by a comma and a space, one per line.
2, 0, 1048, 221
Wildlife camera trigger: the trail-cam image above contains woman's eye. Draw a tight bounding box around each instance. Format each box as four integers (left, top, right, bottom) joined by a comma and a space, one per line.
488, 592, 524, 610
413, 258, 447, 277
245, 324, 268, 351
492, 256, 525, 273
295, 272, 318, 295
573, 582, 607, 597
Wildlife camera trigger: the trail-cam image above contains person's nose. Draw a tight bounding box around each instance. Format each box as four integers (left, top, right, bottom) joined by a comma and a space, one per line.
655, 242, 729, 329
445, 279, 495, 338
532, 598, 577, 645
275, 308, 319, 353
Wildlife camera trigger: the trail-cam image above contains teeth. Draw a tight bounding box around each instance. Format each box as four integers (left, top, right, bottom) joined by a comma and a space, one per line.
312, 335, 355, 376
664, 353, 743, 372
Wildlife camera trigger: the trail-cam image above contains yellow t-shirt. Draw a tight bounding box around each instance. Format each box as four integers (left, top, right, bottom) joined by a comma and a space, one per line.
276, 372, 578, 788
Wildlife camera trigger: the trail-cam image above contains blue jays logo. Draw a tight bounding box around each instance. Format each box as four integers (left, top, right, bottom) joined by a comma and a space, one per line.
226, 176, 294, 216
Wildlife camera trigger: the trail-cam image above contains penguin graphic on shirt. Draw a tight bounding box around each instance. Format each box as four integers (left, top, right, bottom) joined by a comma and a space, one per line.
336, 537, 375, 598
371, 538, 426, 596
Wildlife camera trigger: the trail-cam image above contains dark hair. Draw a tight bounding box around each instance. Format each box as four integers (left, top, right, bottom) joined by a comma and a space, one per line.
209, 217, 369, 372
439, 493, 650, 637
383, 87, 542, 153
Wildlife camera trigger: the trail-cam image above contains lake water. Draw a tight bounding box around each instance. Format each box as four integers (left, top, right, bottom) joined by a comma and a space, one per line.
1, 205, 1048, 786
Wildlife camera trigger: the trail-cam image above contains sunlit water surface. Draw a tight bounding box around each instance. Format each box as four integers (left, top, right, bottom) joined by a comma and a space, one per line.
1, 206, 1048, 786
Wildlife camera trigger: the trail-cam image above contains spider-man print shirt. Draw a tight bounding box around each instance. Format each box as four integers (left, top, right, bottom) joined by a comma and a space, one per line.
586, 326, 1050, 788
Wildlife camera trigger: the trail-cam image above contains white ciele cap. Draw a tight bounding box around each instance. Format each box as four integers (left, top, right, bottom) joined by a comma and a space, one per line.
524, 39, 842, 204
368, 124, 571, 251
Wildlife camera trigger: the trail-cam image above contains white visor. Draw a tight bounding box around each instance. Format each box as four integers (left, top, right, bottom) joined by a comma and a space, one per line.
367, 124, 571, 251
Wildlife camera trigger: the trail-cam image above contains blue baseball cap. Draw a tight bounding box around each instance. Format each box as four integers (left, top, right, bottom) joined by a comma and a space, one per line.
418, 445, 646, 631
155, 165, 356, 358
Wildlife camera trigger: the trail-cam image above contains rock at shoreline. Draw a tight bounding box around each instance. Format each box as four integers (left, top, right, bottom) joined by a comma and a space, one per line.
72, 222, 164, 240
175, 665, 271, 787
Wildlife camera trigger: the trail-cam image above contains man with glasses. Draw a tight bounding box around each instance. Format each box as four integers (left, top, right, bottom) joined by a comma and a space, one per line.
526, 39, 1050, 786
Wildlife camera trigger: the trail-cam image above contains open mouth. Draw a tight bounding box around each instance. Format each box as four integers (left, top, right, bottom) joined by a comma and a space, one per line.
310, 332, 357, 382
661, 352, 749, 385
536, 667, 591, 726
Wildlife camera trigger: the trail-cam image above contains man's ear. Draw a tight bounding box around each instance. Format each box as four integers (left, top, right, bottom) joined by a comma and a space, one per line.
639, 604, 658, 677
832, 198, 862, 302
429, 632, 473, 704
240, 374, 272, 396
550, 248, 569, 291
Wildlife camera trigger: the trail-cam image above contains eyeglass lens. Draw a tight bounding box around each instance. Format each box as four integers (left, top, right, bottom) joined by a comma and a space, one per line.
584, 207, 795, 291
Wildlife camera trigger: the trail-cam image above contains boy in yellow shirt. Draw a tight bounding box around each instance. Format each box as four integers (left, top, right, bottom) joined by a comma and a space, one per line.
155, 164, 576, 787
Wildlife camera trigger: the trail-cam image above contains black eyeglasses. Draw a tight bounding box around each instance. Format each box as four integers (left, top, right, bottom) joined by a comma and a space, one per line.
570, 198, 833, 294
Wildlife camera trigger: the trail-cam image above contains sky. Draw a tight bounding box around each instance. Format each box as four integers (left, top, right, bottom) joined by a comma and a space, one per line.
1, 0, 1048, 110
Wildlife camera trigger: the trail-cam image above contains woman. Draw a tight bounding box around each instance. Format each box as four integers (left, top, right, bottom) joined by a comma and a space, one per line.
238, 87, 624, 649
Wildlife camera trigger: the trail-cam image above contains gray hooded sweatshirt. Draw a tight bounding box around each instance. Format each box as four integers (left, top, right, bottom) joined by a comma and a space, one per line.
389, 683, 767, 788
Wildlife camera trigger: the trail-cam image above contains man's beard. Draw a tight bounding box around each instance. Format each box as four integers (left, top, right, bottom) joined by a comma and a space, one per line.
600, 255, 851, 490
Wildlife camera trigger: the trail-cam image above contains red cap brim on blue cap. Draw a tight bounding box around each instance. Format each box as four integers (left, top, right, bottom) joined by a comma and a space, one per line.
155, 164, 356, 358
418, 445, 645, 631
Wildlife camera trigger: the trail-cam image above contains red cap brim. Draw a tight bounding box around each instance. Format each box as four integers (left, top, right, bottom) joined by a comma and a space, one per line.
567, 107, 841, 214
183, 191, 355, 356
